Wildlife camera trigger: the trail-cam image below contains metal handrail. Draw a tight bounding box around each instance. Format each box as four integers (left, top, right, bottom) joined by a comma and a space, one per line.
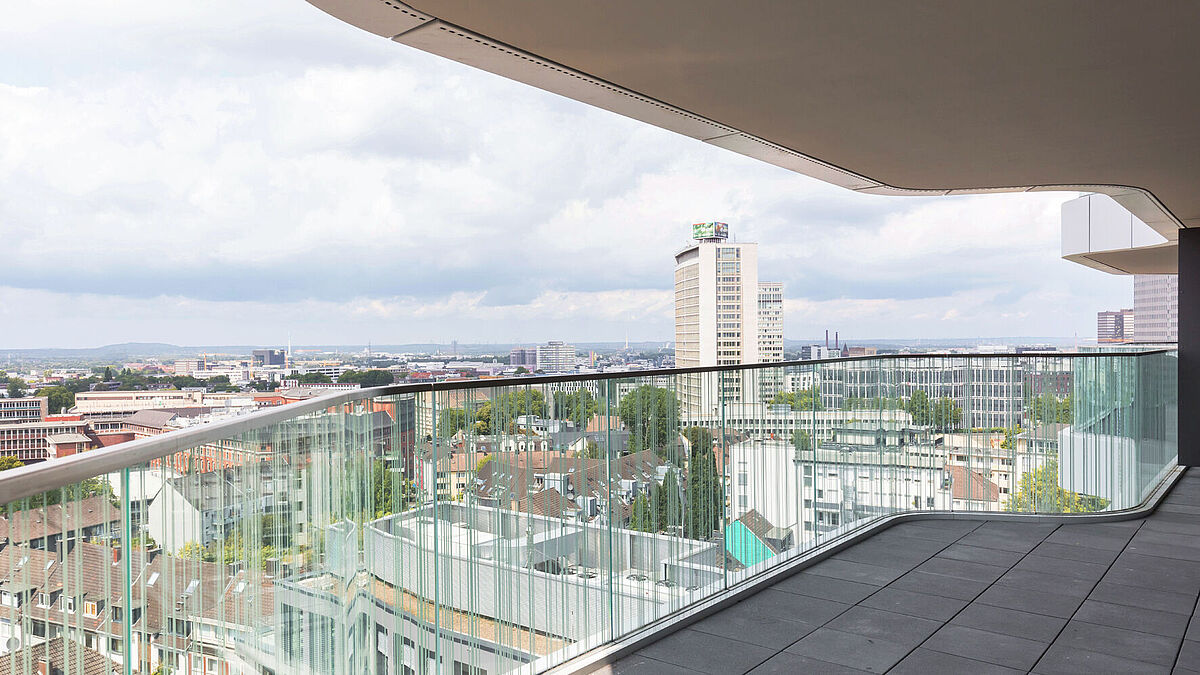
0, 349, 1172, 504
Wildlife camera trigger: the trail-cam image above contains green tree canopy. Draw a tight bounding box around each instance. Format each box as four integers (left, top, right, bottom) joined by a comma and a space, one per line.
628, 494, 655, 532
1028, 393, 1072, 424
0, 456, 24, 472
906, 390, 932, 425
6, 378, 26, 399
1006, 459, 1107, 513
617, 385, 680, 454
685, 444, 723, 539
436, 408, 469, 438
35, 386, 74, 414
932, 397, 963, 432
552, 389, 598, 424
298, 373, 331, 384
769, 386, 824, 411
339, 369, 395, 387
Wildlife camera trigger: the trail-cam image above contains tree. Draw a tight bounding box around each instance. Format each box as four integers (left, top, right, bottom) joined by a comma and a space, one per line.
685, 445, 723, 539
792, 429, 812, 452
628, 495, 655, 532
103, 367, 114, 381
1029, 393, 1072, 424
578, 439, 601, 459
6, 378, 26, 399
514, 366, 530, 375
476, 455, 494, 473
436, 408, 469, 438
683, 426, 714, 455
339, 370, 395, 387
932, 397, 963, 432
247, 379, 276, 392
298, 373, 331, 384
179, 541, 205, 561
770, 386, 823, 411
552, 390, 598, 424
1007, 460, 1107, 513
906, 390, 933, 426
1000, 425, 1022, 450
0, 456, 24, 472
657, 469, 683, 531
617, 385, 680, 454
35, 386, 75, 414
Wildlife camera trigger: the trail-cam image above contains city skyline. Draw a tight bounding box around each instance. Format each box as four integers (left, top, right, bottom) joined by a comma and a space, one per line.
1, 0, 1131, 349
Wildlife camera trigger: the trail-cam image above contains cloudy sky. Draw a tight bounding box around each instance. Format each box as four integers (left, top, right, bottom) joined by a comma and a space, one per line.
0, 1, 1130, 349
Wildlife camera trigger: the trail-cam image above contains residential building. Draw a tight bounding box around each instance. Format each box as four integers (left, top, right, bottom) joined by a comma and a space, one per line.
1097, 308, 1134, 342
1134, 274, 1178, 342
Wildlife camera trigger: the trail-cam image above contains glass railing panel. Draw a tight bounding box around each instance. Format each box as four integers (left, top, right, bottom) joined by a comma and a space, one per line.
0, 350, 1177, 674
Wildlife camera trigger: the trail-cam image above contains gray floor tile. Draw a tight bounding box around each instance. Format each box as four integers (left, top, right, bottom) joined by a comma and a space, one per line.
735, 588, 850, 625
636, 628, 775, 674
1073, 599, 1190, 638
601, 655, 698, 675
1187, 617, 1200, 642
1031, 644, 1171, 674
747, 651, 870, 674
1087, 579, 1199, 615
786, 627, 911, 673
936, 543, 1024, 567
887, 570, 989, 601
832, 543, 934, 569
1042, 528, 1131, 551
974, 584, 1085, 618
977, 520, 1058, 537
689, 605, 819, 650
772, 572, 879, 604
1054, 620, 1181, 666
858, 586, 967, 621
1178, 639, 1200, 671
805, 558, 907, 586
956, 530, 1042, 553
1010, 552, 1109, 581
824, 605, 941, 645
882, 523, 968, 543
889, 647, 1024, 675
1028, 541, 1120, 564
923, 624, 1049, 670
995, 567, 1098, 598
949, 603, 1067, 643
1128, 539, 1200, 561
914, 556, 1008, 583
1105, 552, 1200, 592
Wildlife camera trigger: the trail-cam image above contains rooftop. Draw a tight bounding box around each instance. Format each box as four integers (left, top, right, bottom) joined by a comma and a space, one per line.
601, 469, 1200, 674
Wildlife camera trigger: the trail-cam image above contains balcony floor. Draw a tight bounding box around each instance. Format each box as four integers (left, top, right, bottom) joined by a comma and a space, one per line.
604, 470, 1200, 674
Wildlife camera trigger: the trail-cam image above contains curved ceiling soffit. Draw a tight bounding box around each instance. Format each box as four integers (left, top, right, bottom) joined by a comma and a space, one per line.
305, 0, 1185, 241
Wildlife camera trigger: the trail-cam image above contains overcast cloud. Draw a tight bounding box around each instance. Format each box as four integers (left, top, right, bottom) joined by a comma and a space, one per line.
0, 1, 1129, 348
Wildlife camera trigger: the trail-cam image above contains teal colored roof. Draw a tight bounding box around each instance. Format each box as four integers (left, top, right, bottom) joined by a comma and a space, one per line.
725, 520, 775, 567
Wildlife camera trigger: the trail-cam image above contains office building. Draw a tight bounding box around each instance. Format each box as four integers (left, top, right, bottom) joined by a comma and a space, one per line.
252, 348, 287, 367
1097, 308, 1134, 343
509, 347, 537, 368
674, 223, 782, 411
0, 396, 48, 425
1134, 274, 1178, 342
535, 341, 576, 373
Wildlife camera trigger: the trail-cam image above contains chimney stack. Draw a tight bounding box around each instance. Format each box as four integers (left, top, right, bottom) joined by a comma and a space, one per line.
835, 332, 839, 350
825, 330, 829, 349
112, 547, 121, 565
36, 659, 49, 675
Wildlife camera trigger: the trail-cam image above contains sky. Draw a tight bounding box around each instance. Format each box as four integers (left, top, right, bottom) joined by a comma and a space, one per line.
0, 1, 1132, 349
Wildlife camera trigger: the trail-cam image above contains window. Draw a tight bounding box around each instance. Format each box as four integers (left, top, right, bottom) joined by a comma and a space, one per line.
63, 597, 75, 614
37, 593, 49, 608
453, 662, 486, 675
206, 657, 218, 674
84, 601, 98, 618
110, 637, 123, 653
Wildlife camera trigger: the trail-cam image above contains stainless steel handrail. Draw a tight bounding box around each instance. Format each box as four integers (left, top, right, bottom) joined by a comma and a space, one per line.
0, 350, 1172, 504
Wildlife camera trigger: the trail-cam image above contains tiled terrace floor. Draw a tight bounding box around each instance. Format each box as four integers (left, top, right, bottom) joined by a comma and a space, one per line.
604, 469, 1200, 674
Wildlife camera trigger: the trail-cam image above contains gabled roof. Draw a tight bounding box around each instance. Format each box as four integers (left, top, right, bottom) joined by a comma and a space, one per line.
946, 464, 1000, 503
0, 637, 118, 675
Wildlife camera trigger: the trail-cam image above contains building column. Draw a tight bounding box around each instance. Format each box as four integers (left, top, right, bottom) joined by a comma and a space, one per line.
1179, 228, 1199, 466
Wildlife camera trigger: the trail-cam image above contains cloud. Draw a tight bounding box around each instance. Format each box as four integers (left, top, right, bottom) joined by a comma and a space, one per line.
0, 1, 1132, 348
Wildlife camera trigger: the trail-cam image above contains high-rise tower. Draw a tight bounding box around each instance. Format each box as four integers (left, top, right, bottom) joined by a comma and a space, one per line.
674, 223, 783, 414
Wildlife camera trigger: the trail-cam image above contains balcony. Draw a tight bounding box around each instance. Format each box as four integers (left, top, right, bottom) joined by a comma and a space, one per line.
0, 351, 1178, 674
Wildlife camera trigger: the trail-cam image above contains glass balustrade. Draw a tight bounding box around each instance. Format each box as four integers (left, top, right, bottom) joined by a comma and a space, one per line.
0, 351, 1176, 674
